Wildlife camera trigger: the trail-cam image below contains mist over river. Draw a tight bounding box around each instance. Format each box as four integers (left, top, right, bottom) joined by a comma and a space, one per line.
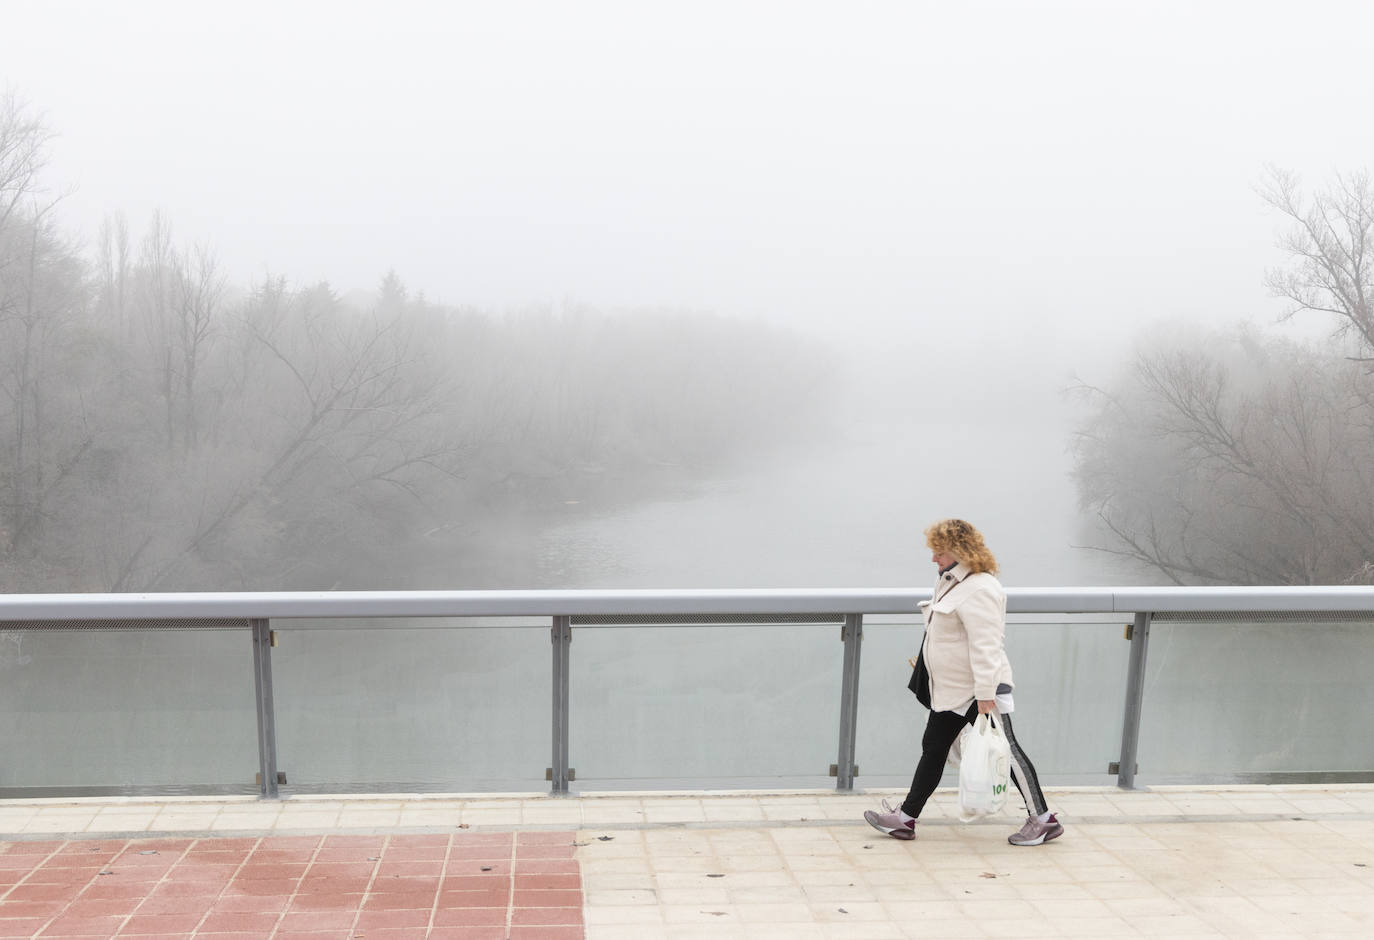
536, 336, 1138, 591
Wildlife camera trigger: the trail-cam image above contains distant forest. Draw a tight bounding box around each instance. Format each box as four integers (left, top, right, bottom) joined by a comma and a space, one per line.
0, 98, 834, 592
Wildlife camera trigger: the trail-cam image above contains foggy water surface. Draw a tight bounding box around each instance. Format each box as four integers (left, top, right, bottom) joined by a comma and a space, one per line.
537, 369, 1123, 590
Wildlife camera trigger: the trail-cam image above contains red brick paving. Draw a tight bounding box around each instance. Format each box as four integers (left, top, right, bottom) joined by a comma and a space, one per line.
0, 832, 583, 939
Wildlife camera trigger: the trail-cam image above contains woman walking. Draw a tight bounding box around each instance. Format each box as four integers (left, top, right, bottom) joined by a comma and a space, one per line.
865, 518, 1062, 846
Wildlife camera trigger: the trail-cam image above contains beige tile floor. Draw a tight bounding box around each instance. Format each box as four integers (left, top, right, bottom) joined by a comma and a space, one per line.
3, 784, 1373, 938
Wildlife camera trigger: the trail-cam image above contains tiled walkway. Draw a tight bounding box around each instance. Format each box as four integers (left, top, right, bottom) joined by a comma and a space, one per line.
0, 832, 580, 939
3, 784, 1373, 938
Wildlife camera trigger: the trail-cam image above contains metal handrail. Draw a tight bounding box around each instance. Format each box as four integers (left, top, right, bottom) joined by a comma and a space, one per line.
4, 585, 1374, 620
3, 586, 1372, 798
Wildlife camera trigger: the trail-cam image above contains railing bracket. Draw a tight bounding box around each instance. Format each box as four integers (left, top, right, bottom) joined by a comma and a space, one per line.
1116, 610, 1153, 790
251, 618, 281, 799
834, 613, 864, 791
550, 615, 573, 794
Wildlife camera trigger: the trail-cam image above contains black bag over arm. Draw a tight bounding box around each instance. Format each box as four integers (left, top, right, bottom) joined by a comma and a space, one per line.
908, 647, 932, 708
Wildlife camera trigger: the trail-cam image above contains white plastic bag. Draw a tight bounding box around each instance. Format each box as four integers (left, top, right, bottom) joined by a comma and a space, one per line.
957, 712, 1011, 821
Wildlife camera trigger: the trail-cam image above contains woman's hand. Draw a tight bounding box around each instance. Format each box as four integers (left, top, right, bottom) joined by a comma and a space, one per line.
977, 699, 995, 715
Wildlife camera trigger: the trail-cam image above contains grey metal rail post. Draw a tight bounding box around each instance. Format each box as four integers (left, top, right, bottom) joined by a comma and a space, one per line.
1117, 611, 1152, 789
251, 618, 280, 799
550, 615, 572, 794
836, 613, 863, 790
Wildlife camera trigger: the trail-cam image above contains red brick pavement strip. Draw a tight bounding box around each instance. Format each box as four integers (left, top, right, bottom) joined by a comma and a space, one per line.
0, 832, 584, 939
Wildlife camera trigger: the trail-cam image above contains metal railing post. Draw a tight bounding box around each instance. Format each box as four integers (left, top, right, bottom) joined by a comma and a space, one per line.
836, 613, 863, 790
550, 615, 572, 794
250, 618, 280, 799
1117, 611, 1152, 789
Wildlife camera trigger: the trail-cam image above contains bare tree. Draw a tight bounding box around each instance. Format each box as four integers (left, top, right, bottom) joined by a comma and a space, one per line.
1074, 170, 1374, 584
0, 96, 92, 577
95, 211, 130, 334
1074, 330, 1374, 584
169, 243, 225, 451
1262, 167, 1374, 360
0, 92, 54, 237
127, 210, 189, 455
0, 214, 89, 561
116, 278, 466, 590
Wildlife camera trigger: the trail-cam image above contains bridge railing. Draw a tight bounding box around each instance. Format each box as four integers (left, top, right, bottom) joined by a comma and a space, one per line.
2, 587, 1371, 798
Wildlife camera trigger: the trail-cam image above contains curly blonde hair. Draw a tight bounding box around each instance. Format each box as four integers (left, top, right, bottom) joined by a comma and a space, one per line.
924, 518, 999, 575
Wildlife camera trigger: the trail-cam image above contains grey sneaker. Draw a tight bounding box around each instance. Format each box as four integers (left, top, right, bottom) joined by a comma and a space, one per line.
863, 799, 916, 841
1008, 813, 1064, 846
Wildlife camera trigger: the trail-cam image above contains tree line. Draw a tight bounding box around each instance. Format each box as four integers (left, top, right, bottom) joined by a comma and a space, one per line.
0, 95, 832, 591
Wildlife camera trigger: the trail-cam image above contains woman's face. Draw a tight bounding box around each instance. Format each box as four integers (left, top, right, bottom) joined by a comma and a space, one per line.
931, 548, 959, 570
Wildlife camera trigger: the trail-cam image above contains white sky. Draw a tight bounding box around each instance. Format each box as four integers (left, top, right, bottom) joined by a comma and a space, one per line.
5, 0, 1371, 360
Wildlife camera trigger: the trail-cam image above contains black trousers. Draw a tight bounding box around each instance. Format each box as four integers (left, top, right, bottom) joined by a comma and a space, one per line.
899, 703, 1049, 819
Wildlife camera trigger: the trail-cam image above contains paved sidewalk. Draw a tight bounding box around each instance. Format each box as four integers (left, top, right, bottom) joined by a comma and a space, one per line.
3, 785, 1373, 938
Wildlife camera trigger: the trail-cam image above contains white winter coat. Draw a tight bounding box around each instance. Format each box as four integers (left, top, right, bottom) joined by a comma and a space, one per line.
917, 562, 1014, 714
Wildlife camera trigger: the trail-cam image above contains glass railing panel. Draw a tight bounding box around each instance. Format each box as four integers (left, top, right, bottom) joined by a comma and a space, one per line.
1134, 617, 1374, 784
0, 627, 257, 795
270, 618, 547, 792
855, 616, 1130, 788
569, 623, 841, 789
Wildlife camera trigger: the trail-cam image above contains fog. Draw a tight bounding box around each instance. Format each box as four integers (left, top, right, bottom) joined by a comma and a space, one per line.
5, 0, 1373, 589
